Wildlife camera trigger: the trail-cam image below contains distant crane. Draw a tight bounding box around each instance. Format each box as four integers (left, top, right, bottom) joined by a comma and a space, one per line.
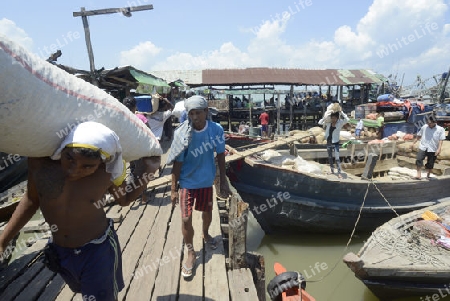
73, 5, 154, 86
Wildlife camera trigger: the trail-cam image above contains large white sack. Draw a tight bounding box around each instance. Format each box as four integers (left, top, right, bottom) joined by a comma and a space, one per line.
0, 36, 162, 161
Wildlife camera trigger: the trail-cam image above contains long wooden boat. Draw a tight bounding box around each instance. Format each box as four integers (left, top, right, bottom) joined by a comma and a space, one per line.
0, 152, 28, 193
228, 142, 450, 234
0, 180, 27, 223
343, 200, 450, 300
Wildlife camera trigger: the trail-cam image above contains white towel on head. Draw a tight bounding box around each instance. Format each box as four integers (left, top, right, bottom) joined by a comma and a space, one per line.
51, 121, 126, 185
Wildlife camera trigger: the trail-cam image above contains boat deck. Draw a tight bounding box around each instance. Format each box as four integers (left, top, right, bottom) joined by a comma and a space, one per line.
0, 140, 260, 301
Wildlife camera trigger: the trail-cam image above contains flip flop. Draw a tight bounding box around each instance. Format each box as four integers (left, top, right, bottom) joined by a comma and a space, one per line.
181, 264, 193, 278
203, 236, 218, 250
412, 177, 422, 180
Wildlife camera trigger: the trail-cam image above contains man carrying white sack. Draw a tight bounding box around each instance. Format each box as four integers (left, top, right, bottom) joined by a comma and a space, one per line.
0, 121, 161, 301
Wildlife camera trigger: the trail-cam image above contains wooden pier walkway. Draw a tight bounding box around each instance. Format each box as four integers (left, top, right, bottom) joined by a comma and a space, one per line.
0, 140, 261, 301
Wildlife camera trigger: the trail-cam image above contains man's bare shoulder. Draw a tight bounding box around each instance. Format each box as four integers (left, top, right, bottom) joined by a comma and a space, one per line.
28, 157, 56, 169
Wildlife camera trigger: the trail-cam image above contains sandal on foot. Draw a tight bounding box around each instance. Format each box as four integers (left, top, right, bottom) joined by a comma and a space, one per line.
181, 262, 194, 278
203, 236, 217, 250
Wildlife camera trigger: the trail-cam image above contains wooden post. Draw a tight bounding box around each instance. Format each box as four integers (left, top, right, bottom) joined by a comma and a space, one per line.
73, 4, 154, 86
228, 94, 233, 132
277, 93, 281, 135
80, 7, 97, 86
228, 193, 249, 270
249, 94, 252, 128
289, 85, 294, 130
361, 153, 379, 180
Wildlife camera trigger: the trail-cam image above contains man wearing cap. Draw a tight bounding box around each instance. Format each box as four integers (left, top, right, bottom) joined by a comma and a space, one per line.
0, 121, 161, 300
167, 96, 231, 279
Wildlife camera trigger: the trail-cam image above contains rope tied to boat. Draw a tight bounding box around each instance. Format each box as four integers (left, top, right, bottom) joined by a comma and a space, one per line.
305, 182, 372, 287
368, 180, 449, 267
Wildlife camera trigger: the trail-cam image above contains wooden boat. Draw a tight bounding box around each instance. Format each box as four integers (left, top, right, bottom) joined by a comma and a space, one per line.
227, 141, 450, 234
343, 199, 450, 300
0, 180, 27, 223
225, 132, 272, 151
267, 262, 316, 301
0, 152, 28, 194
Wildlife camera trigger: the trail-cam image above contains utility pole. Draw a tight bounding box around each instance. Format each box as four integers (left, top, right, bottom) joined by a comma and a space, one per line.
73, 4, 154, 86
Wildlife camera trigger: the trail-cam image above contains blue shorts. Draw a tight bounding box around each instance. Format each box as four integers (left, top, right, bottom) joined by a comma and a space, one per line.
261, 124, 268, 132
355, 129, 362, 137
47, 220, 124, 300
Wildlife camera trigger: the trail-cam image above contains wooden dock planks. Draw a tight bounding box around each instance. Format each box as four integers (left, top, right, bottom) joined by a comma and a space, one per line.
178, 209, 205, 300
0, 139, 261, 301
227, 268, 259, 301
117, 193, 162, 300
121, 187, 172, 300
150, 200, 183, 301
204, 196, 230, 301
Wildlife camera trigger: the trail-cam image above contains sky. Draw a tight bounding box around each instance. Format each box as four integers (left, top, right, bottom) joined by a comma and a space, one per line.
1, 0, 450, 89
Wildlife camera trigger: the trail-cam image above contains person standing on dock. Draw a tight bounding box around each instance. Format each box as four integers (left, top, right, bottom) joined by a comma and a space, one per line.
410, 115, 446, 179
147, 96, 174, 142
167, 95, 231, 279
259, 109, 270, 138
0, 121, 161, 301
319, 110, 350, 178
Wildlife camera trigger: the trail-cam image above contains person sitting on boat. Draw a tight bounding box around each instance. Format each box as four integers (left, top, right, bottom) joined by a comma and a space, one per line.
410, 115, 446, 179
319, 110, 350, 178
0, 121, 161, 300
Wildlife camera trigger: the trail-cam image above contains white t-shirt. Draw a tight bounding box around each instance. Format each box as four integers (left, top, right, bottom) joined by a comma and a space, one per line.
147, 110, 173, 140
417, 124, 446, 152
356, 120, 364, 130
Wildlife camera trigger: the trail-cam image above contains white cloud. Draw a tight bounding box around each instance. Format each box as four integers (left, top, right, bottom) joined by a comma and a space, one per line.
120, 0, 449, 85
119, 41, 161, 68
0, 18, 33, 50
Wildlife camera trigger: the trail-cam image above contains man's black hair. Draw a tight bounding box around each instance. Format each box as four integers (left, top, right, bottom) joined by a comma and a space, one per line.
71, 147, 102, 160
123, 96, 136, 111
426, 114, 437, 123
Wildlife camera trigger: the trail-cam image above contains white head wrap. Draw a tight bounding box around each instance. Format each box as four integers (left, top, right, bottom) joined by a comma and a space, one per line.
51, 121, 126, 185
166, 95, 210, 165
184, 95, 208, 113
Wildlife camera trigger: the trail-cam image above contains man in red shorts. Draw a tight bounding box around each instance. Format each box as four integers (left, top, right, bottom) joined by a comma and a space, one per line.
167, 96, 231, 279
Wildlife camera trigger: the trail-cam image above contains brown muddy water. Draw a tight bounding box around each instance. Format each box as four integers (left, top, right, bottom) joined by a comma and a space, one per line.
246, 212, 450, 301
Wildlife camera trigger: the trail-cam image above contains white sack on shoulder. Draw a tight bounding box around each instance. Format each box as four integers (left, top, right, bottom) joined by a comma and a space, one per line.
0, 35, 162, 161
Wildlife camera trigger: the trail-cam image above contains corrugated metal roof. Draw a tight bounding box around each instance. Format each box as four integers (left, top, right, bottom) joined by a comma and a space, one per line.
201, 68, 388, 86
151, 70, 203, 85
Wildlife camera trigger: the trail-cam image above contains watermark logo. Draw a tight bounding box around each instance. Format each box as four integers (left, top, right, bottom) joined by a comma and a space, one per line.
376, 22, 439, 58
0, 224, 59, 262
93, 172, 156, 209
55, 107, 119, 139
230, 192, 291, 228
0, 153, 22, 171
419, 284, 450, 301
37, 31, 81, 60
190, 134, 227, 158
250, 0, 313, 35
73, 295, 96, 301
131, 243, 192, 280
